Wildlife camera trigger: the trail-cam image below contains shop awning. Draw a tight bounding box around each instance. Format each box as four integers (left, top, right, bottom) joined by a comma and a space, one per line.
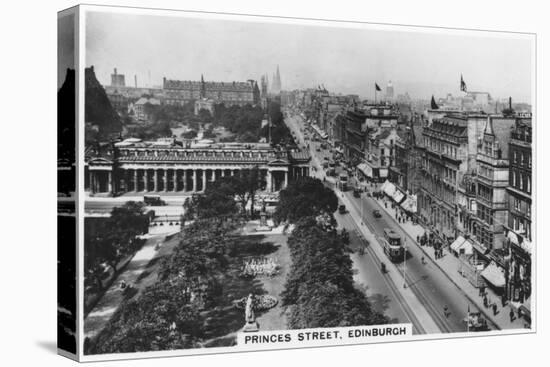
400, 195, 417, 213
381, 180, 396, 197
392, 189, 406, 204
507, 230, 532, 255
507, 231, 519, 245
450, 236, 466, 252
481, 262, 506, 288
357, 163, 372, 178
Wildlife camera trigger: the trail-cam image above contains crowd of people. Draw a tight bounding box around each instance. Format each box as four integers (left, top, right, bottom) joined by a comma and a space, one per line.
241, 257, 280, 277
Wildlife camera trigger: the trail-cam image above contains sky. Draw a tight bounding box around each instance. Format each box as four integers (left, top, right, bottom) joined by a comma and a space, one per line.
85, 10, 534, 103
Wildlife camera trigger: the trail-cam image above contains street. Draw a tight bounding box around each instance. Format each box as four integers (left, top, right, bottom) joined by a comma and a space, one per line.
334, 208, 426, 333
285, 109, 497, 333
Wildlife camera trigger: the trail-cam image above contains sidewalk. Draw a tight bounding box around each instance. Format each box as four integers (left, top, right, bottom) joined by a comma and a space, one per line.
371, 194, 528, 331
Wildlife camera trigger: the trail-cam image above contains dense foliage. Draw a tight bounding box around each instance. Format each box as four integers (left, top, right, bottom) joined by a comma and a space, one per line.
260, 101, 293, 146
212, 104, 264, 142
281, 217, 387, 328
274, 177, 338, 223
125, 120, 173, 140
84, 202, 150, 292
91, 219, 239, 353
183, 167, 264, 221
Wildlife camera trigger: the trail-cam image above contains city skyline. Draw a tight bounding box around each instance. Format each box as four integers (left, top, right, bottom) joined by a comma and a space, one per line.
85, 11, 534, 103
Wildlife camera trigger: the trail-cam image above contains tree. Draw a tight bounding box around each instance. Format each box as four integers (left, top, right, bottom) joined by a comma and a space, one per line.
280, 216, 387, 329
183, 181, 238, 222
84, 202, 150, 292
181, 130, 198, 139
274, 177, 338, 223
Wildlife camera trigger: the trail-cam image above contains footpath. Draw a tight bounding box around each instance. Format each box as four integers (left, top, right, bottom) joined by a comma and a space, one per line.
371, 192, 528, 331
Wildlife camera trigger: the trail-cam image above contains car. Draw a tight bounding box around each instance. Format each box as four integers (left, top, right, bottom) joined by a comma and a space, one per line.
353, 189, 361, 198
373, 209, 382, 218
338, 205, 347, 214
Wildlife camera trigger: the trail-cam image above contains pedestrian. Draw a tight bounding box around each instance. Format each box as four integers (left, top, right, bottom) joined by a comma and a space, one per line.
444, 305, 449, 318
417, 235, 420, 243
479, 285, 485, 297
509, 309, 515, 322
421, 256, 425, 265
518, 308, 523, 320
483, 295, 488, 308
492, 303, 498, 316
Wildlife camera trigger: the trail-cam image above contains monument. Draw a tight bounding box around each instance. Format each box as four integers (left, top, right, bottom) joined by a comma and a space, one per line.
256, 199, 272, 232
242, 293, 260, 332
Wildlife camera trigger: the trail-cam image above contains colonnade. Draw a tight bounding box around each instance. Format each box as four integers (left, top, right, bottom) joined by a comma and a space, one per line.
87, 165, 310, 195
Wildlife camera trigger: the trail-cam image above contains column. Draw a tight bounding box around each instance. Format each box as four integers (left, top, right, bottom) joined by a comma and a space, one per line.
193, 170, 198, 192
266, 170, 272, 192
202, 169, 207, 191
221, 169, 225, 177
153, 169, 158, 192
143, 170, 149, 192
284, 170, 288, 189
183, 170, 188, 192
163, 169, 168, 192
172, 170, 178, 192
133, 169, 138, 192
108, 171, 113, 194
88, 170, 94, 192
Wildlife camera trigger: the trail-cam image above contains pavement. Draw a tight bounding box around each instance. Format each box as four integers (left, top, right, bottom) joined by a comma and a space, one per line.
369, 191, 530, 331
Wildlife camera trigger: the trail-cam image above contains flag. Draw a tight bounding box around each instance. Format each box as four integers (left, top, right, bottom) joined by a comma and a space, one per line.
460, 74, 467, 92
375, 83, 381, 92
431, 95, 439, 110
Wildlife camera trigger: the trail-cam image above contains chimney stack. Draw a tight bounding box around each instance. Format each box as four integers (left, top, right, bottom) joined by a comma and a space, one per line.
134, 75, 137, 88
509, 96, 512, 110
114, 67, 117, 76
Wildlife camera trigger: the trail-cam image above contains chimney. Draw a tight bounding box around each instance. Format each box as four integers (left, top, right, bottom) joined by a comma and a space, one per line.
114, 67, 117, 76
509, 96, 512, 110
134, 75, 137, 88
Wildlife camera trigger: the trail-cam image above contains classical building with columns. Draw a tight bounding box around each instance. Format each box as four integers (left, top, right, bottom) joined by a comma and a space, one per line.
85, 139, 311, 196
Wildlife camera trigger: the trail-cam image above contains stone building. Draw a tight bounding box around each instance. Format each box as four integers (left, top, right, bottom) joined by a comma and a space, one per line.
418, 113, 476, 240
85, 140, 311, 196
162, 75, 255, 107
504, 115, 532, 305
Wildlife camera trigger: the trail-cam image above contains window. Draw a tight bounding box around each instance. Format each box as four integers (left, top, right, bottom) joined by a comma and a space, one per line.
514, 198, 521, 211
527, 176, 531, 192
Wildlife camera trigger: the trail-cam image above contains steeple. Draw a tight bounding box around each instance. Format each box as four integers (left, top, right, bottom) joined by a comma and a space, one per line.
200, 74, 206, 99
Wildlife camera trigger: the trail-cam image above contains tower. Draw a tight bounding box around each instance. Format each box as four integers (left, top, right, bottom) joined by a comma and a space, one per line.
200, 74, 206, 99
272, 65, 282, 94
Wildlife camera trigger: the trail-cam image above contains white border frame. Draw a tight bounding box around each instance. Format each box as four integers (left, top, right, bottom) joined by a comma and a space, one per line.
72, 4, 537, 362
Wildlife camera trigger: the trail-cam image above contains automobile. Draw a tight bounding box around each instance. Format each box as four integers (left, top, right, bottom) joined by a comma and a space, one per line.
373, 209, 382, 218
316, 147, 321, 152
353, 189, 361, 198
338, 205, 347, 214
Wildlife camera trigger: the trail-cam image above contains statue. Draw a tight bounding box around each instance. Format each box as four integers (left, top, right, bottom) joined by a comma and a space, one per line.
243, 293, 259, 332
260, 199, 268, 227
